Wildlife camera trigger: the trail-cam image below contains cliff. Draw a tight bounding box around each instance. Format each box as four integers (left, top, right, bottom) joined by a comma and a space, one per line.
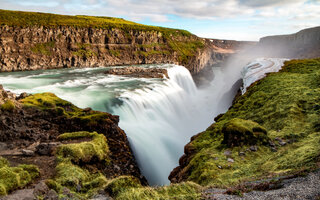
169, 58, 320, 196
0, 89, 146, 198
257, 26, 320, 58
0, 10, 238, 75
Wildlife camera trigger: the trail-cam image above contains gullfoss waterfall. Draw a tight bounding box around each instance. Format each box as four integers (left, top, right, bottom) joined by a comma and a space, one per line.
0, 63, 245, 185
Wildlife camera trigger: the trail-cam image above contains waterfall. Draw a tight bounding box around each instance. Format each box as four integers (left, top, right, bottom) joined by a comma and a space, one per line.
114, 65, 198, 185
0, 62, 245, 186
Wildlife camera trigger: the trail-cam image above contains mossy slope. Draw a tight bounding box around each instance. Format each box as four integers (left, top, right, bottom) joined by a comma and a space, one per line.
49, 132, 202, 199
0, 157, 39, 196
171, 58, 320, 187
21, 92, 115, 127
105, 176, 201, 200
47, 131, 109, 198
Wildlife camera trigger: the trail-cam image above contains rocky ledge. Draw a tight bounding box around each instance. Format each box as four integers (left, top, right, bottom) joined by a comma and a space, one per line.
104, 66, 168, 79
0, 85, 146, 199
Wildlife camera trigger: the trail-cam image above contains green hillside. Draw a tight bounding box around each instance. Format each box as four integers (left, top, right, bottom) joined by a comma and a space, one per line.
171, 58, 320, 187
0, 9, 191, 37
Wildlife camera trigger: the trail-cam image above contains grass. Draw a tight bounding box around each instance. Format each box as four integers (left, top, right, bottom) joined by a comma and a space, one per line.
105, 176, 202, 200
56, 131, 110, 164
31, 41, 55, 55
47, 132, 110, 198
72, 43, 97, 58
136, 50, 171, 57
109, 49, 121, 57
221, 118, 269, 147
0, 100, 15, 112
177, 58, 320, 187
0, 9, 191, 37
0, 157, 40, 196
20, 92, 114, 127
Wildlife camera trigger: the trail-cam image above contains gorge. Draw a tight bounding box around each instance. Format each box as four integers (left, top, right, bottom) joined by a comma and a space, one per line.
0, 61, 244, 186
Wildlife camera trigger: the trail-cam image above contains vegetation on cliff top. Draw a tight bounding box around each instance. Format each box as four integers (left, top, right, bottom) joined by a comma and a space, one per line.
0, 9, 205, 65
47, 131, 109, 198
174, 58, 320, 187
56, 131, 110, 164
21, 92, 115, 127
0, 157, 39, 196
48, 131, 202, 199
0, 9, 191, 37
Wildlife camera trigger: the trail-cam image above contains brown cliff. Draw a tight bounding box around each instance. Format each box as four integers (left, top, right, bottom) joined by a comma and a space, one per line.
0, 10, 239, 75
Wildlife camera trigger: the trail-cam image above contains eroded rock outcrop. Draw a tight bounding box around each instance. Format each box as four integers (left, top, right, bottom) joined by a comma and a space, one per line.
0, 87, 145, 191
104, 66, 168, 78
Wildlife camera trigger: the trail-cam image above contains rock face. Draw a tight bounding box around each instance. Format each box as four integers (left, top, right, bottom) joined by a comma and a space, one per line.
257, 26, 320, 58
0, 12, 241, 75
104, 66, 169, 78
0, 86, 144, 184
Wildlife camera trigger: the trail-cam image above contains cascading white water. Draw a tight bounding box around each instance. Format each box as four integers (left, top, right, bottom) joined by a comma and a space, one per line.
114, 66, 198, 185
241, 58, 288, 94
0, 62, 245, 185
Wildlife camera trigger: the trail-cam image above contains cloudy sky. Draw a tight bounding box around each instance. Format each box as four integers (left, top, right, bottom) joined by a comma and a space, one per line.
1, 0, 319, 40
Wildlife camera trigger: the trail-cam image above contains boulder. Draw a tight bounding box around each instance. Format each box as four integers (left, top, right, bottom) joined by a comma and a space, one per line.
36, 143, 59, 156
21, 149, 35, 156
33, 181, 49, 197
222, 118, 269, 147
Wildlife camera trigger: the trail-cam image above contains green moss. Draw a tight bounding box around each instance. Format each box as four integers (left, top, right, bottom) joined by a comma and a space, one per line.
104, 176, 142, 197
221, 118, 269, 147
51, 160, 108, 198
21, 92, 113, 128
136, 50, 170, 57
56, 132, 109, 164
0, 9, 191, 37
1, 100, 15, 112
112, 181, 202, 200
31, 41, 55, 55
180, 58, 320, 187
109, 49, 121, 57
57, 131, 96, 141
0, 157, 9, 167
0, 157, 40, 196
73, 43, 97, 58
168, 40, 205, 64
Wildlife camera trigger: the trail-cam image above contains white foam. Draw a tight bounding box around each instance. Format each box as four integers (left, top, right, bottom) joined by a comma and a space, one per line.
241, 58, 289, 94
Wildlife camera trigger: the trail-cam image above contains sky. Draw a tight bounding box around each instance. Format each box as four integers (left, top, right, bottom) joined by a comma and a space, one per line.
0, 0, 320, 41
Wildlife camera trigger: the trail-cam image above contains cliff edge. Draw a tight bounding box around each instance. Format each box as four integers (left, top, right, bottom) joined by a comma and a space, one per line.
0, 9, 240, 75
